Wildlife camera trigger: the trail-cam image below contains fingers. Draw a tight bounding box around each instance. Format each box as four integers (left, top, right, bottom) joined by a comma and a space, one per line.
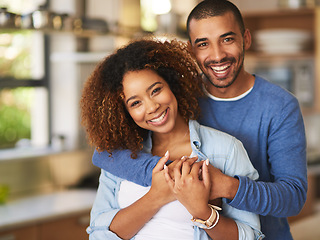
153, 150, 169, 173
184, 156, 198, 165
181, 160, 192, 177
201, 159, 211, 188
164, 165, 175, 192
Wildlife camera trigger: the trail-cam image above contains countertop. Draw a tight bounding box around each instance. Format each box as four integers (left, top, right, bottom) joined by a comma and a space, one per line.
0, 189, 96, 231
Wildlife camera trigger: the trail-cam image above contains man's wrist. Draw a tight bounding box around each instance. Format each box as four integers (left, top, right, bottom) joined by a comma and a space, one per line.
224, 176, 239, 200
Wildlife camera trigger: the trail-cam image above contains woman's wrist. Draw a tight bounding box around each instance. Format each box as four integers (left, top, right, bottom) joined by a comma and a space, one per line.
192, 204, 212, 220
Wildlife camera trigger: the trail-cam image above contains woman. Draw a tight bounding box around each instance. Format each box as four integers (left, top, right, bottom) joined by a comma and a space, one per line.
81, 39, 263, 240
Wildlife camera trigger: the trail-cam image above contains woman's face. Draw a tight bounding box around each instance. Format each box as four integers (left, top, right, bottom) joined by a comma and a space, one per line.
122, 69, 179, 134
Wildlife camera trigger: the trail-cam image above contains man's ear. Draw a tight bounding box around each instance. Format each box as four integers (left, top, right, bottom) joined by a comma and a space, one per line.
243, 28, 252, 50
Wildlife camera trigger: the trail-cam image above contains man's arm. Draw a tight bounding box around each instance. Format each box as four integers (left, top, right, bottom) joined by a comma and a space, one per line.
92, 149, 160, 186
209, 99, 308, 217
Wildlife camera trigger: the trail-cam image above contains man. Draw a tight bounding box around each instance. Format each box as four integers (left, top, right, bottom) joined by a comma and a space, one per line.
92, 1, 307, 239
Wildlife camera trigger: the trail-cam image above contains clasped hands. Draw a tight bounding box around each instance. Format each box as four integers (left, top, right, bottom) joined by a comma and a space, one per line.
150, 151, 223, 217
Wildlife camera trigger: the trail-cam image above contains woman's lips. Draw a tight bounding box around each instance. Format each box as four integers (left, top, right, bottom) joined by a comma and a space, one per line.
148, 109, 168, 126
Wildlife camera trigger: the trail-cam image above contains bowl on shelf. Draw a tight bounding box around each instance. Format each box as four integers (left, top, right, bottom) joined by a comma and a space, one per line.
254, 29, 313, 54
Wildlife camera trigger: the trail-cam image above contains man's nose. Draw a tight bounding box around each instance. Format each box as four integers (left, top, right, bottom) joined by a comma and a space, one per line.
209, 44, 227, 62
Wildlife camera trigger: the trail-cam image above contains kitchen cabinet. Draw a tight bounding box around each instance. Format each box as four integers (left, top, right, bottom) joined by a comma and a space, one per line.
0, 190, 96, 240
242, 7, 320, 113
0, 226, 37, 240
38, 212, 89, 240
0, 212, 89, 240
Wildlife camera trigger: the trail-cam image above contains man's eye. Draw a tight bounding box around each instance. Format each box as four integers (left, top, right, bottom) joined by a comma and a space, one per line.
224, 37, 234, 43
197, 42, 208, 48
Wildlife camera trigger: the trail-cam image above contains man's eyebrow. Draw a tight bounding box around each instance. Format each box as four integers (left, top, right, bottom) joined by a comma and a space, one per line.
194, 37, 207, 45
221, 31, 236, 38
193, 31, 236, 45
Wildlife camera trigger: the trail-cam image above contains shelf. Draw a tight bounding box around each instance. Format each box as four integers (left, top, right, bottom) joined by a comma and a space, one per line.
243, 8, 315, 18
0, 77, 47, 89
243, 8, 315, 32
243, 7, 320, 112
246, 51, 314, 59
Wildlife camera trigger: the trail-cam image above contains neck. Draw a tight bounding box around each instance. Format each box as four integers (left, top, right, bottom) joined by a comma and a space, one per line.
151, 116, 191, 159
206, 71, 255, 99
152, 117, 189, 145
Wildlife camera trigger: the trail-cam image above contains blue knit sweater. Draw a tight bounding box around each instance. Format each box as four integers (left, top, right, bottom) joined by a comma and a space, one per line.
92, 76, 307, 240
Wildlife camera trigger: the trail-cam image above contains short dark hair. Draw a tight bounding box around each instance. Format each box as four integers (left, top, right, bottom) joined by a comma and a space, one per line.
186, 0, 245, 38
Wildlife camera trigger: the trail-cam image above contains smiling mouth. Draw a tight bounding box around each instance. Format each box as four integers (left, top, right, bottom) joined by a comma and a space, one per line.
210, 63, 231, 74
149, 109, 168, 123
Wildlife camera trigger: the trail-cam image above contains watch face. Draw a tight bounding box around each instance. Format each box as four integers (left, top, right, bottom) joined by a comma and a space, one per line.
192, 220, 210, 229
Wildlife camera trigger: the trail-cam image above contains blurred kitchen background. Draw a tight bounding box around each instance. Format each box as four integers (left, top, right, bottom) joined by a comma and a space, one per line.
0, 0, 320, 239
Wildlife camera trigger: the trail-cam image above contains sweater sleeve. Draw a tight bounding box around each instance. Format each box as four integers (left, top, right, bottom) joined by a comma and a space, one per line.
92, 149, 160, 187
230, 98, 307, 217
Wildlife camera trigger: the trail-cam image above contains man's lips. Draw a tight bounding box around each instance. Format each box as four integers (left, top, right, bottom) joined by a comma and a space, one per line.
206, 62, 232, 79
209, 63, 231, 73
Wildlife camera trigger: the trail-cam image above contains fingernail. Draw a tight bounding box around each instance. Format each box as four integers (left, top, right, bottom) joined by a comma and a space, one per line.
164, 164, 167, 170
206, 159, 209, 166
165, 150, 169, 158
181, 156, 186, 160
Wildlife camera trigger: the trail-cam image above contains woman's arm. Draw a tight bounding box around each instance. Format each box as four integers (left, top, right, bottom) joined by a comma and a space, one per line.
89, 153, 174, 240
110, 153, 175, 239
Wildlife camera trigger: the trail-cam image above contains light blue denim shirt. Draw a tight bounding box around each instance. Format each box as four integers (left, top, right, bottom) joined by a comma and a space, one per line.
87, 120, 264, 240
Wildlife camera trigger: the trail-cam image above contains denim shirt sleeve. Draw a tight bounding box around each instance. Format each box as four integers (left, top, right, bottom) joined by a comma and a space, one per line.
219, 138, 264, 240
205, 136, 264, 239
86, 169, 127, 240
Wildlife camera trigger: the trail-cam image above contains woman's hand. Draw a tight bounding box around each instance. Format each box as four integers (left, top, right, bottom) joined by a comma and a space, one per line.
148, 151, 176, 206
164, 159, 211, 218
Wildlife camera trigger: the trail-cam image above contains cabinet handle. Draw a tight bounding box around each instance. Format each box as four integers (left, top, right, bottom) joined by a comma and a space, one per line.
0, 234, 15, 240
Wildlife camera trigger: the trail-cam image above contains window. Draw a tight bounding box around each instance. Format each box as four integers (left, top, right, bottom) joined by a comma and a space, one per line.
0, 0, 49, 152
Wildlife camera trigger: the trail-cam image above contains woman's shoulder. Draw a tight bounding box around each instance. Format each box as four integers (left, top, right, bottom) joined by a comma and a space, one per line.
189, 120, 238, 151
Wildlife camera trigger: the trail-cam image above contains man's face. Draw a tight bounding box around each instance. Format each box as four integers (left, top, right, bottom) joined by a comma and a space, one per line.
188, 12, 251, 92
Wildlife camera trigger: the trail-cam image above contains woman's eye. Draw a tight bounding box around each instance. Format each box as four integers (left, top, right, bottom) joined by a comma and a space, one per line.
151, 87, 162, 95
130, 100, 140, 107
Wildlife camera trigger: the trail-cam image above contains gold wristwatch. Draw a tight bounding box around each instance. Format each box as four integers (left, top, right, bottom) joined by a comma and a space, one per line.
191, 204, 222, 229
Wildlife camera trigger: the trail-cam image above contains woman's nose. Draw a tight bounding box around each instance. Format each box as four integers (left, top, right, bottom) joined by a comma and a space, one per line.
146, 99, 160, 114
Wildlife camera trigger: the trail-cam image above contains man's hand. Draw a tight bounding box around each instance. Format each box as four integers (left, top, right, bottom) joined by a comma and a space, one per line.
207, 164, 239, 201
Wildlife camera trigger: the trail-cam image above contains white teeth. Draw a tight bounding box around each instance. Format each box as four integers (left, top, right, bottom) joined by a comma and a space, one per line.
150, 110, 167, 123
211, 65, 230, 73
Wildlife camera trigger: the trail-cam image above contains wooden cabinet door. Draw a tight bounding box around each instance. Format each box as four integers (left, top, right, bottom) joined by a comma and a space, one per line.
38, 213, 90, 240
0, 226, 38, 240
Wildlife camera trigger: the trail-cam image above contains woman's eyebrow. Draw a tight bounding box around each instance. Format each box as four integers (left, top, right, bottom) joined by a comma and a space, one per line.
125, 82, 162, 104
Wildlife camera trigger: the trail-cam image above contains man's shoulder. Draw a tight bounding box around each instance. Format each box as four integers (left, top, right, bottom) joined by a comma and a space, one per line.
253, 75, 300, 108
255, 75, 295, 100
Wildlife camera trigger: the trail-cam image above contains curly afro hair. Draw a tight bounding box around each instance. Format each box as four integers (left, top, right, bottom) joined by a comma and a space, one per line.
80, 38, 203, 158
